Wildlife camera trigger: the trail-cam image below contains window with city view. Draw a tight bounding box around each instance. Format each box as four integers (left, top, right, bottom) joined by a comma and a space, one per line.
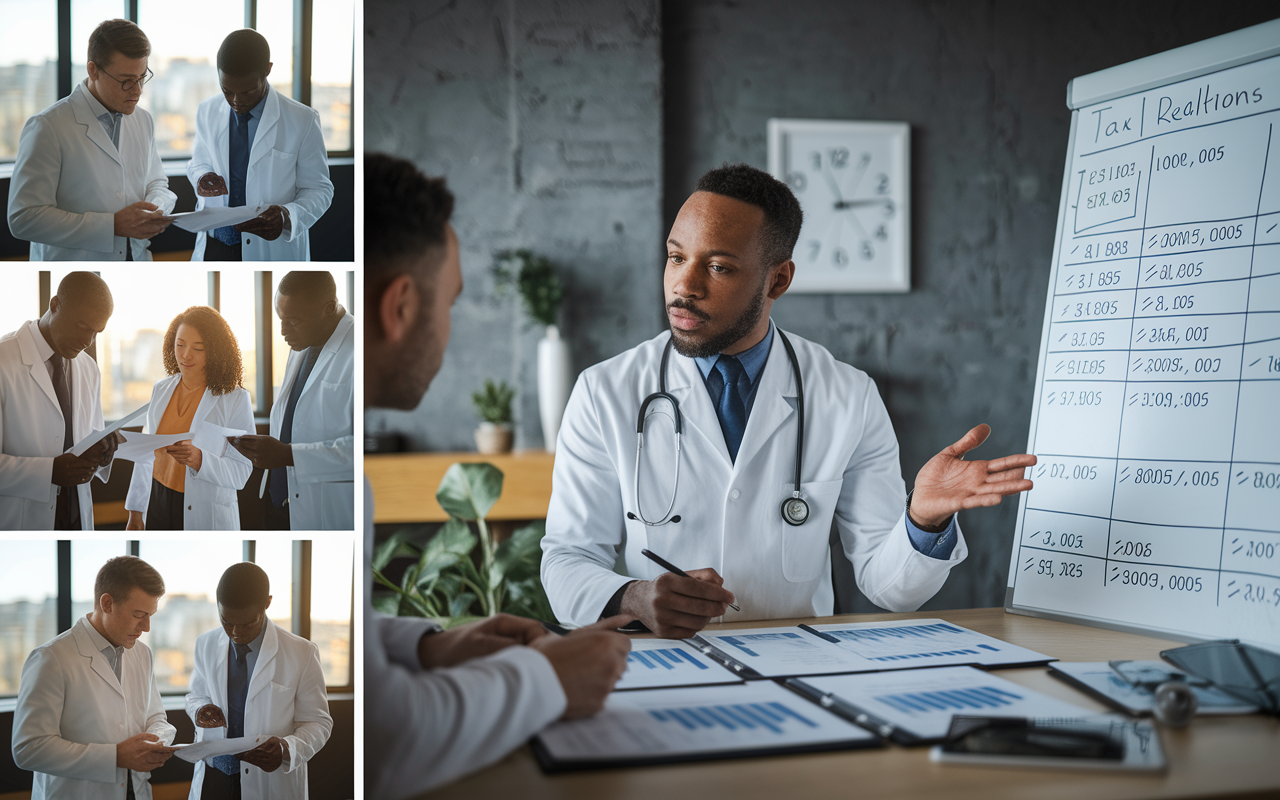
0, 1, 353, 163
0, 540, 352, 697
5, 269, 354, 420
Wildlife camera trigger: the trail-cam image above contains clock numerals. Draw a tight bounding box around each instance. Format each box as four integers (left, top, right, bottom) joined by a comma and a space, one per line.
876, 173, 891, 194
861, 241, 875, 261
874, 224, 888, 241
786, 171, 807, 192
833, 247, 849, 267
808, 240, 822, 263
810, 148, 852, 170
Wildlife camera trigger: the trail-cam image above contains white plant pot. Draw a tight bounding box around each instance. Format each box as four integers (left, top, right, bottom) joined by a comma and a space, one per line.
537, 324, 572, 452
474, 422, 513, 454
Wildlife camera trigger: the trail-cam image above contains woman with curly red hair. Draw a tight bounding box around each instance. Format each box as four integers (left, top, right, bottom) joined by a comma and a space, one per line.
125, 306, 255, 530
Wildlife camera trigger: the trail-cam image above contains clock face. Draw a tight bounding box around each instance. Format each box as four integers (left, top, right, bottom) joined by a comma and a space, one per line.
768, 119, 911, 293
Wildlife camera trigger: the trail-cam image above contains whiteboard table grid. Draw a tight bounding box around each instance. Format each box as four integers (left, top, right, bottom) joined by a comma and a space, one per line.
1010, 43, 1280, 648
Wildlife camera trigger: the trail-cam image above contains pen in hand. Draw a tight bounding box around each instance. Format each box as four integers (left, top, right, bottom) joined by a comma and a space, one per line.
640, 548, 741, 612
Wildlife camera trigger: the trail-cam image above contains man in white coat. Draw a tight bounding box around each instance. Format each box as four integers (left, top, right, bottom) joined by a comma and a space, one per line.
187, 29, 333, 261
7, 19, 175, 260
186, 562, 331, 799
0, 271, 121, 530
540, 163, 1038, 637
363, 153, 630, 798
12, 555, 177, 799
229, 271, 354, 529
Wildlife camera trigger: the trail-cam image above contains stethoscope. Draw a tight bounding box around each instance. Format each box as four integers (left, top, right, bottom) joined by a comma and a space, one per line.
626, 330, 810, 527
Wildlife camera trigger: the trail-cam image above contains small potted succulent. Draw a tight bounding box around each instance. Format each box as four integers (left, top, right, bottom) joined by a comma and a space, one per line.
471, 379, 515, 454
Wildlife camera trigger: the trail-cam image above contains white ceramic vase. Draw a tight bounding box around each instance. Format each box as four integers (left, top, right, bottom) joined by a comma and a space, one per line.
537, 324, 572, 452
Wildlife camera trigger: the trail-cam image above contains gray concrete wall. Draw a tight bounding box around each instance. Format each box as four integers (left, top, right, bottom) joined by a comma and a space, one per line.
364, 0, 1277, 610
364, 0, 664, 451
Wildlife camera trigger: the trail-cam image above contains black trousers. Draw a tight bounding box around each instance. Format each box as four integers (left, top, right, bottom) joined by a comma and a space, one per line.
145, 479, 185, 530
203, 236, 243, 261
199, 765, 242, 800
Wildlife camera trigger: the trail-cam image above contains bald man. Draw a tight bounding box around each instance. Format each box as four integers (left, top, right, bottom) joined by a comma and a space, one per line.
229, 271, 354, 530
0, 272, 121, 529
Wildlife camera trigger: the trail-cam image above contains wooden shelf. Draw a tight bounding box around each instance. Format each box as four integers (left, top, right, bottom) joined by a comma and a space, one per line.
365, 451, 555, 524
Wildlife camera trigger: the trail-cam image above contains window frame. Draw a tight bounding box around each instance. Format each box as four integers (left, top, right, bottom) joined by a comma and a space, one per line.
1, 0, 353, 165
0, 539, 354, 698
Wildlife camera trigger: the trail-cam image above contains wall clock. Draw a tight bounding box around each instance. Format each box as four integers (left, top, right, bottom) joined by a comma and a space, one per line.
767, 118, 911, 293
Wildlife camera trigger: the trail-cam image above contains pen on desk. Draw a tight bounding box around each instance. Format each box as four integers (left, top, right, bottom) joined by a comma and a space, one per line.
639, 548, 741, 612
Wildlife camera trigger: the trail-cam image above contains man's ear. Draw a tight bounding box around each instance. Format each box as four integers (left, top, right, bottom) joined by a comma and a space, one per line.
99, 593, 114, 615
264, 595, 272, 612
263, 62, 273, 80
48, 295, 61, 315
766, 260, 795, 300
378, 274, 418, 345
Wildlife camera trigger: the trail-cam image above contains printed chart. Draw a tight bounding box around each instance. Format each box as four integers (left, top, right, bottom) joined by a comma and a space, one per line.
1010, 46, 1280, 649
614, 639, 741, 690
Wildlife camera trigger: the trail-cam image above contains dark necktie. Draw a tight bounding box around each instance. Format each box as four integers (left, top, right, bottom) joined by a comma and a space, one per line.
212, 110, 251, 246
228, 641, 251, 738
270, 346, 321, 508
50, 354, 80, 530
712, 356, 748, 462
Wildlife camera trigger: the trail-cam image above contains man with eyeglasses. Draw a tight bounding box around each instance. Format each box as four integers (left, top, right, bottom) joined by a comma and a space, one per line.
186, 562, 332, 800
187, 29, 334, 261
7, 19, 175, 260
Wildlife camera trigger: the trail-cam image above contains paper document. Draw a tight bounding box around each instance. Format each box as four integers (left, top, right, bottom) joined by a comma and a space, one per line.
798, 665, 1095, 742
533, 681, 876, 770
69, 404, 149, 457
693, 620, 1052, 678
614, 639, 743, 691
930, 715, 1167, 772
172, 734, 264, 763
113, 431, 190, 463
164, 204, 264, 233
193, 422, 252, 462
1050, 661, 1258, 716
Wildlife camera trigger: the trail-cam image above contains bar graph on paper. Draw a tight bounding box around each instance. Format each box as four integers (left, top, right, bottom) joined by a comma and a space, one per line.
613, 639, 742, 690
802, 666, 1092, 740
649, 702, 818, 736
809, 619, 1054, 669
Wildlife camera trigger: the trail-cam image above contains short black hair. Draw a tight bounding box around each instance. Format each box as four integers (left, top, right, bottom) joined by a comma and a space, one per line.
56, 271, 113, 316
364, 153, 454, 299
217, 29, 271, 77
217, 562, 270, 609
694, 163, 803, 267
278, 270, 337, 303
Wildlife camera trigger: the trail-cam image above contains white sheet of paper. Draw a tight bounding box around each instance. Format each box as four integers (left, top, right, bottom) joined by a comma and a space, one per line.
171, 734, 264, 763
69, 403, 149, 457
693, 626, 858, 676
164, 204, 264, 232
114, 431, 191, 463
801, 666, 1094, 741
192, 422, 252, 462
614, 639, 743, 691
535, 682, 875, 764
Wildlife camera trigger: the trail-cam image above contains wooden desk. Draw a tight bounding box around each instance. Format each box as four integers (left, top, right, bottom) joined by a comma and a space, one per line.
424, 608, 1280, 800
366, 451, 555, 524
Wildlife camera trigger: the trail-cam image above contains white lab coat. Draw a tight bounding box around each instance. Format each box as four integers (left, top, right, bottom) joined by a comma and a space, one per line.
186, 85, 333, 261
0, 321, 110, 530
185, 619, 332, 800
269, 312, 354, 530
541, 327, 968, 625
12, 616, 176, 800
125, 374, 254, 530
7, 81, 176, 260
363, 479, 567, 798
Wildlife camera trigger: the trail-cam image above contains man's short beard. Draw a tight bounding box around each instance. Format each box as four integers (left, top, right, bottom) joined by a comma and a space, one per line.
669, 281, 768, 359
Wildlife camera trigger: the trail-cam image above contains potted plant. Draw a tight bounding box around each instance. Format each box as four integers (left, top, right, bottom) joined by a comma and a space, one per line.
494, 249, 571, 453
471, 378, 515, 454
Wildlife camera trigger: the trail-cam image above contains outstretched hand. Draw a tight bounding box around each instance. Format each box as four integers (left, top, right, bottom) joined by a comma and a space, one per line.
908, 424, 1036, 529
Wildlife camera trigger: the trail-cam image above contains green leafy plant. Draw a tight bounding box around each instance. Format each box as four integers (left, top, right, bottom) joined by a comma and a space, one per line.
371, 463, 554, 628
471, 379, 515, 424
494, 248, 563, 327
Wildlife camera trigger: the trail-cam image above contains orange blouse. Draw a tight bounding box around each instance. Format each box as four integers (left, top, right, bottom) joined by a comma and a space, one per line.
152, 381, 205, 494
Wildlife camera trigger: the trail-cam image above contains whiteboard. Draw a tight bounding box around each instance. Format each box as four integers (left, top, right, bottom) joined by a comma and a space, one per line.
1006, 18, 1280, 650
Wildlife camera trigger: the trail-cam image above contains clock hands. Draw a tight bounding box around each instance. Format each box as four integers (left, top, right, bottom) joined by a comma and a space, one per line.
834, 198, 893, 210
820, 167, 845, 205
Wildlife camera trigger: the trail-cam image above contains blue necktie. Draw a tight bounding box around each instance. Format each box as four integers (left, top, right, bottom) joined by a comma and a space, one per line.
270, 346, 320, 508
712, 356, 748, 462
210, 641, 251, 776
212, 110, 251, 246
